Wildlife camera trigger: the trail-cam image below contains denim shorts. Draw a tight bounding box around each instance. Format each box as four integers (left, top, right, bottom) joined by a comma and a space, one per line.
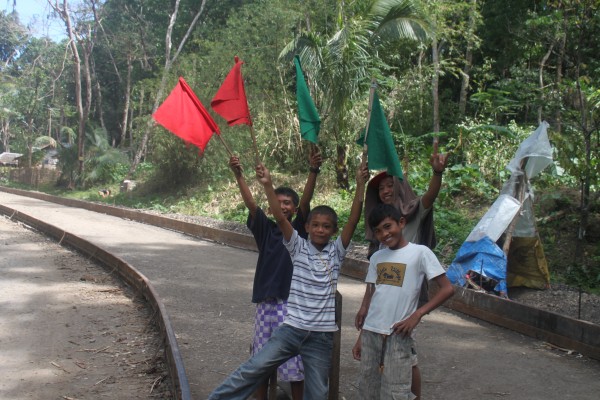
358, 330, 417, 400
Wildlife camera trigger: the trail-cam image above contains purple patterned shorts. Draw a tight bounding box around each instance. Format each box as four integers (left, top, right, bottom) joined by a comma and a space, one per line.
253, 299, 304, 382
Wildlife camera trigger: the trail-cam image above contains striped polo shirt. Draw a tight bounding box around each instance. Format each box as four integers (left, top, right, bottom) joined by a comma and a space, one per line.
283, 230, 347, 332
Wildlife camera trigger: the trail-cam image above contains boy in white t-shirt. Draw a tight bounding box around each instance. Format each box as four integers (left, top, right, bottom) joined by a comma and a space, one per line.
353, 204, 454, 400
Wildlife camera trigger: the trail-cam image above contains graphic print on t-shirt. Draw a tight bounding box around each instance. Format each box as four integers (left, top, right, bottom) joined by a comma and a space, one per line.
376, 262, 407, 286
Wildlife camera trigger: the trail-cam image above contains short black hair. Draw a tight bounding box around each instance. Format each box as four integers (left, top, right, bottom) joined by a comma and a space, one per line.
368, 204, 402, 229
274, 186, 300, 207
307, 205, 338, 228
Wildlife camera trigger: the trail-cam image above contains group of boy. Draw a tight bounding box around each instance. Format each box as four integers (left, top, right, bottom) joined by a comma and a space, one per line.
208, 143, 454, 400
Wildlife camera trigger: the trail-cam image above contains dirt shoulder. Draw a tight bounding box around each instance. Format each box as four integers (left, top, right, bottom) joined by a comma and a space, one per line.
0, 216, 172, 400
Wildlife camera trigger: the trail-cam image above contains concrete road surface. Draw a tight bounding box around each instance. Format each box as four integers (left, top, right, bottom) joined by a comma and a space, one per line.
0, 191, 598, 400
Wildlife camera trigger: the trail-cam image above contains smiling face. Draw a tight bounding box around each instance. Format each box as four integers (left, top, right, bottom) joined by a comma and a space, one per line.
305, 213, 338, 251
269, 194, 297, 221
372, 216, 407, 250
378, 176, 395, 205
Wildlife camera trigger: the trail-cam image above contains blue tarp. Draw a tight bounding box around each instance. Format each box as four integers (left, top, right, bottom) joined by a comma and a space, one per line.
447, 236, 508, 294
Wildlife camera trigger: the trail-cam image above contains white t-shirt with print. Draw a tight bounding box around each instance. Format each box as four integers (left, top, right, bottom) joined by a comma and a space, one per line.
363, 243, 445, 335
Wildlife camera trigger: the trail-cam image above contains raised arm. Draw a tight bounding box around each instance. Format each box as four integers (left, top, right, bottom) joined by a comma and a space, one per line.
229, 156, 258, 218
298, 146, 323, 218
421, 140, 448, 210
340, 162, 369, 249
256, 163, 294, 241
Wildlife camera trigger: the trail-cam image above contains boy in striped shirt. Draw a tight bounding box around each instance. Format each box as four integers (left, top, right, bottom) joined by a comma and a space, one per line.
209, 162, 369, 400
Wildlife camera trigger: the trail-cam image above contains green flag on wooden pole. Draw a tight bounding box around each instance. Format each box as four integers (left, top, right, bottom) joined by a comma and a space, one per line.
294, 55, 320, 144
357, 90, 403, 180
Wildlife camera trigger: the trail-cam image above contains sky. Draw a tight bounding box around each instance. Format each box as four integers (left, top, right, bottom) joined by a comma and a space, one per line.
2, 0, 68, 40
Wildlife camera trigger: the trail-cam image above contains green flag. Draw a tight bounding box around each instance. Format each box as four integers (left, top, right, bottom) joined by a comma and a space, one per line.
357, 91, 404, 180
294, 55, 320, 143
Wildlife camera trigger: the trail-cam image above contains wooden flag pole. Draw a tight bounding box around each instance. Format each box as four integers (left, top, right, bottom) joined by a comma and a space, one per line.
216, 133, 234, 157
248, 125, 260, 165
361, 78, 378, 166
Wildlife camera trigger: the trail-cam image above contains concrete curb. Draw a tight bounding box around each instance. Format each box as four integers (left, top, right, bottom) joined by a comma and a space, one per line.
1, 186, 599, 363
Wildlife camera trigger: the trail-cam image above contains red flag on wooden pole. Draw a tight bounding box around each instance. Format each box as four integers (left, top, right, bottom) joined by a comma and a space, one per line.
211, 56, 259, 163
211, 56, 252, 126
153, 77, 221, 153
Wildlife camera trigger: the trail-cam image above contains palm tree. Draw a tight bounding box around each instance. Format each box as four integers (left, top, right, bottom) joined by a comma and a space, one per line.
280, 0, 430, 188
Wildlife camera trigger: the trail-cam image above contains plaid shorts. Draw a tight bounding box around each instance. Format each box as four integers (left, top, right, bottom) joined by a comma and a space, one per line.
358, 330, 418, 400
252, 299, 304, 382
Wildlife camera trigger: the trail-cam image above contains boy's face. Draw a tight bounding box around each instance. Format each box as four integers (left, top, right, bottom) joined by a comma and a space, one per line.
305, 214, 337, 250
378, 177, 395, 205
269, 194, 297, 221
373, 216, 406, 250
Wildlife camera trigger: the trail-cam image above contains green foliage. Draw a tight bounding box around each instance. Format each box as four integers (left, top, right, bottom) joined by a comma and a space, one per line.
564, 262, 600, 291
2, 0, 599, 288
146, 129, 204, 190
433, 206, 479, 264
82, 128, 130, 185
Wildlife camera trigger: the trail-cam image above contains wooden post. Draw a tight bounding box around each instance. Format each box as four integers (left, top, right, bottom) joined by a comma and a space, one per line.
328, 290, 342, 400
268, 373, 277, 399
361, 79, 378, 163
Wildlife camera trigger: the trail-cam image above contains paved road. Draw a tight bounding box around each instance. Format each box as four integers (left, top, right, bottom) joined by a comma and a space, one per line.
1, 191, 599, 400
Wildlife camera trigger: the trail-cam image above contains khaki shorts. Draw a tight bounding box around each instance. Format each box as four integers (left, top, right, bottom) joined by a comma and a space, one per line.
357, 330, 418, 400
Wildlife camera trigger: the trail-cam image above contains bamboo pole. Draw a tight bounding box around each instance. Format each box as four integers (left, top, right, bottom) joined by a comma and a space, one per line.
216, 133, 234, 157
361, 79, 378, 166
248, 125, 260, 165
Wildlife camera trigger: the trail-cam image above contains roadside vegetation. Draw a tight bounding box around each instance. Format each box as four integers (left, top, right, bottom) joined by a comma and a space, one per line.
1, 1, 598, 291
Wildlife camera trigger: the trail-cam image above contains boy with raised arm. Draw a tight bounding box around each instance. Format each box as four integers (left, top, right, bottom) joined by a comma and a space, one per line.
228, 149, 322, 400
353, 203, 454, 400
209, 161, 369, 400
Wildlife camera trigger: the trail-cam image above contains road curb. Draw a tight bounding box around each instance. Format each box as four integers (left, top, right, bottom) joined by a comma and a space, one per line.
1, 186, 598, 364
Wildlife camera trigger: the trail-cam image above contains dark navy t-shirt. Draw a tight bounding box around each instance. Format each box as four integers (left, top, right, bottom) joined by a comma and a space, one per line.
247, 208, 307, 303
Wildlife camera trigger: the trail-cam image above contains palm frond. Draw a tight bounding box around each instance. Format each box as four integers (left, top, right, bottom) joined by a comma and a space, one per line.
370, 0, 431, 42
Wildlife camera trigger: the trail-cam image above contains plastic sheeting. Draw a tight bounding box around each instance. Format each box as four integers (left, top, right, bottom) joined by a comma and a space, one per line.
448, 122, 554, 295
466, 194, 521, 243
447, 236, 508, 294
506, 121, 553, 178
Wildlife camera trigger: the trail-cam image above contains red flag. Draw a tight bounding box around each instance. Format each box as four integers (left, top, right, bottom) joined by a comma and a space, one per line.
211, 56, 252, 126
153, 77, 220, 152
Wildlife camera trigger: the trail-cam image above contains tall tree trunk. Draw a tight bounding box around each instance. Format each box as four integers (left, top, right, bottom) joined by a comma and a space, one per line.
92, 60, 106, 132
573, 16, 590, 260
128, 0, 209, 178
336, 144, 349, 190
431, 37, 440, 133
1, 119, 10, 151
51, 0, 85, 176
555, 13, 567, 135
538, 44, 554, 123
120, 53, 133, 147
459, 0, 477, 116
418, 50, 424, 133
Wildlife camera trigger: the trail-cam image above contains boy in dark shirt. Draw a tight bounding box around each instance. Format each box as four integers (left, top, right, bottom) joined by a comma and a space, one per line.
228, 149, 321, 399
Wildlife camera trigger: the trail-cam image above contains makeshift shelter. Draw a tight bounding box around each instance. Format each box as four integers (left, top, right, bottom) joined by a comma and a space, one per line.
0, 152, 23, 167
447, 122, 552, 296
